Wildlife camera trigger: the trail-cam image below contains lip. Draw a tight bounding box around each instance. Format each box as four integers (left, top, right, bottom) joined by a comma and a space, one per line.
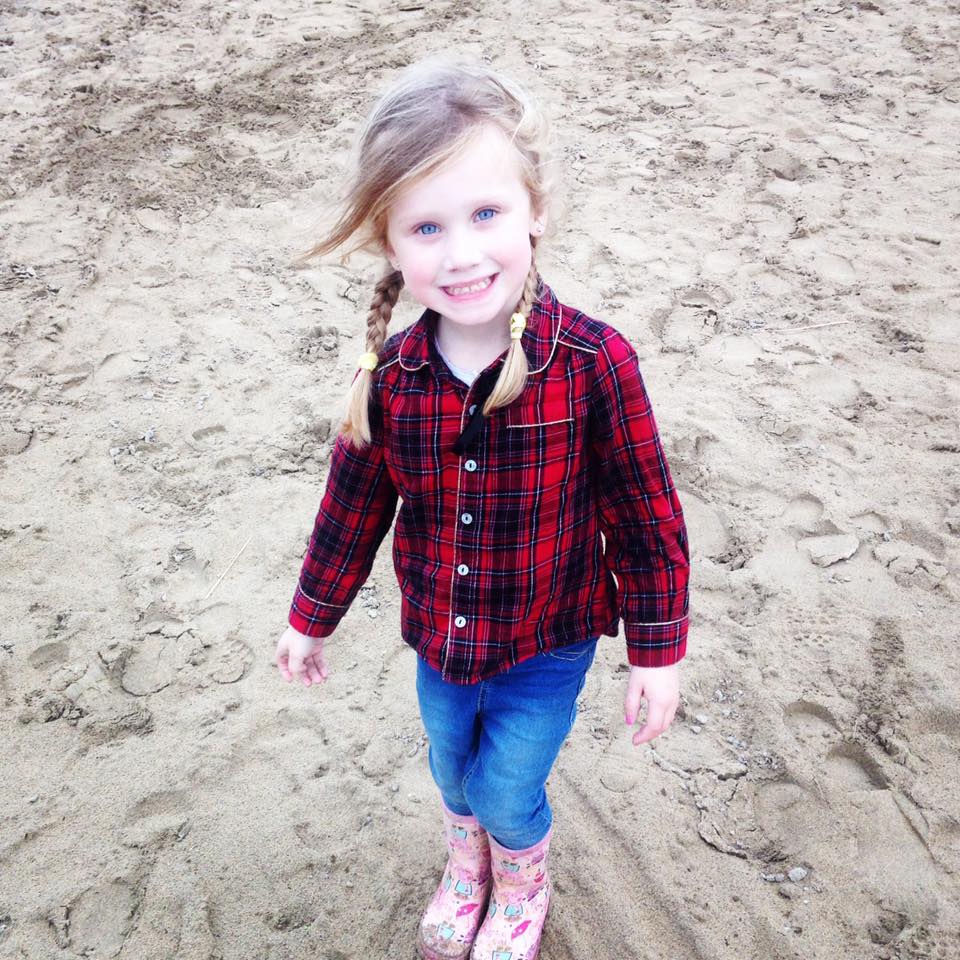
441, 273, 498, 301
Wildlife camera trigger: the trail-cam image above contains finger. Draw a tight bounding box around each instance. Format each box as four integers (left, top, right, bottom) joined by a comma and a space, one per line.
624, 679, 645, 727
304, 655, 325, 685
275, 650, 292, 683
287, 650, 305, 684
633, 703, 668, 745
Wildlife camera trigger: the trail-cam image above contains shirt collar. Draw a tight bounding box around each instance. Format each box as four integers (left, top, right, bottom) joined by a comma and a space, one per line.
397, 278, 561, 376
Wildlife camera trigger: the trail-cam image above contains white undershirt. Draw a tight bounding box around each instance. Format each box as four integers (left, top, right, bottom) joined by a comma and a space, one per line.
434, 335, 481, 387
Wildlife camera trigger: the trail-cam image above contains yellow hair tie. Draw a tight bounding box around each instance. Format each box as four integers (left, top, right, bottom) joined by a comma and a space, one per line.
509, 313, 526, 340
357, 351, 379, 372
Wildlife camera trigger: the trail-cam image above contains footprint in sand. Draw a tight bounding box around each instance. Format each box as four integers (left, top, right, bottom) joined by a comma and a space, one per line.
0, 418, 34, 456
0, 379, 34, 416
49, 362, 94, 392
295, 323, 341, 365
850, 510, 893, 537
654, 289, 727, 353
122, 788, 193, 852
872, 539, 948, 591
205, 635, 253, 685
51, 878, 138, 956
115, 852, 217, 958
121, 635, 177, 696
677, 490, 729, 560
743, 693, 944, 916
780, 494, 824, 534
778, 497, 860, 567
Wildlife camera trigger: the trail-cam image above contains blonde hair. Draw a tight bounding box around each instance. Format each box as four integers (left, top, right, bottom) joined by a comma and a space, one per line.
294, 55, 553, 449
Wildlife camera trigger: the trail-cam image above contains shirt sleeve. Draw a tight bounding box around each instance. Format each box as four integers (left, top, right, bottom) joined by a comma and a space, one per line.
288, 378, 399, 638
589, 333, 690, 667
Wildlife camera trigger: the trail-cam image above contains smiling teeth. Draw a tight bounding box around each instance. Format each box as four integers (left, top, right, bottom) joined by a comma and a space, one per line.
446, 276, 492, 296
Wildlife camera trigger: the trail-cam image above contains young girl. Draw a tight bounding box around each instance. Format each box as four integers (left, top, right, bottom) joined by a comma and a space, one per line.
274, 57, 689, 960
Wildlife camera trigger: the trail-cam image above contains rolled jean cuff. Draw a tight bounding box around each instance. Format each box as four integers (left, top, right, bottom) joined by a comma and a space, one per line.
440, 794, 475, 819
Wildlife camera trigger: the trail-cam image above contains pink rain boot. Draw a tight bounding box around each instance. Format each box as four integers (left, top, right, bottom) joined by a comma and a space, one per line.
470, 828, 551, 960
417, 799, 493, 960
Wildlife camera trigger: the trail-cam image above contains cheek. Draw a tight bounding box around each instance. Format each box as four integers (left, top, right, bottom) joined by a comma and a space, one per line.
397, 252, 439, 294
504, 233, 534, 272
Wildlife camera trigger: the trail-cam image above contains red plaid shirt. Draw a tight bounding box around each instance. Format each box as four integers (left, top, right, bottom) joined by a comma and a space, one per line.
289, 281, 690, 684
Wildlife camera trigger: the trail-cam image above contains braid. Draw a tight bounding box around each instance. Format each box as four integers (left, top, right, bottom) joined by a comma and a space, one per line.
482, 247, 538, 415
515, 252, 540, 321
341, 266, 404, 449
365, 268, 404, 354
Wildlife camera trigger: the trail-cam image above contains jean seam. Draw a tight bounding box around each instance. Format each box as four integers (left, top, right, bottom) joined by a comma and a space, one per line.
460, 680, 486, 798
460, 743, 483, 798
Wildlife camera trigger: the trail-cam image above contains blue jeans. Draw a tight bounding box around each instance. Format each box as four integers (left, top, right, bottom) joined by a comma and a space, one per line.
415, 637, 598, 850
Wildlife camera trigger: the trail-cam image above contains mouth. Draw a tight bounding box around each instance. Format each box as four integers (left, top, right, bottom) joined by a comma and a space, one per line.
441, 273, 498, 299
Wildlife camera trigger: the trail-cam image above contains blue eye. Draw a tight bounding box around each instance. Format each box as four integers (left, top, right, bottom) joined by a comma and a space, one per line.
475, 208, 496, 221
416, 223, 439, 236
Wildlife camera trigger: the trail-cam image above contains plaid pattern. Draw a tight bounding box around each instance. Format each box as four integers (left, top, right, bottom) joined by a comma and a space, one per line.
289, 281, 689, 684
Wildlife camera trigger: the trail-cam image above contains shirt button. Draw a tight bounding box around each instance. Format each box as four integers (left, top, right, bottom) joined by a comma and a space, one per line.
457, 563, 469, 575
454, 615, 467, 628
468, 404, 477, 415
461, 512, 473, 525
464, 459, 477, 472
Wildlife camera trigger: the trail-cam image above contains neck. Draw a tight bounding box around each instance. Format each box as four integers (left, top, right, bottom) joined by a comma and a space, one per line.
435, 313, 512, 363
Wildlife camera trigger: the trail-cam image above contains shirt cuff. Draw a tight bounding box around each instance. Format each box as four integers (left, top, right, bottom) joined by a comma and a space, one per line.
625, 617, 688, 667
288, 585, 348, 639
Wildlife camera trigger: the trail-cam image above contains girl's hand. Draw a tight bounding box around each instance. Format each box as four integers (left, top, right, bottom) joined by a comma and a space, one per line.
275, 625, 329, 686
624, 664, 679, 745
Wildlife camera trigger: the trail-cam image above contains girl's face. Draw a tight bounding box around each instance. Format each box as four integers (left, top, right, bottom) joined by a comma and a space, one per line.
384, 123, 543, 333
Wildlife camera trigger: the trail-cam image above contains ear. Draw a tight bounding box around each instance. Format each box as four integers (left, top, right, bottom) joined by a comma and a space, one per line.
529, 206, 548, 237
383, 243, 400, 272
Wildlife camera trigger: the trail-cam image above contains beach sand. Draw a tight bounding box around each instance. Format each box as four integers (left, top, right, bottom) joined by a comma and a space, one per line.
2, 1, 958, 957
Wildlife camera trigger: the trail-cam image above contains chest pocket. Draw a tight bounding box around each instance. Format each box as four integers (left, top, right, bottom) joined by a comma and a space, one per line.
503, 392, 577, 492
505, 397, 574, 431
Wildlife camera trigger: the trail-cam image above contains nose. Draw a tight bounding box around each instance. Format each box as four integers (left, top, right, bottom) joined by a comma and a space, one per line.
441, 225, 482, 273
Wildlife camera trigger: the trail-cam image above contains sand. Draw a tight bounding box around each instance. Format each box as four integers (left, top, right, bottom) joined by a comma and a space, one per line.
2, 0, 958, 957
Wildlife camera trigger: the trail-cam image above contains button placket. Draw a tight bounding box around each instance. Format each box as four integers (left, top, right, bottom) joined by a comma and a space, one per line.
449, 383, 489, 647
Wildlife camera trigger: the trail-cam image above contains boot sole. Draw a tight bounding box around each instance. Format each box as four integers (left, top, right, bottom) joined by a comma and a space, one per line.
416, 928, 472, 960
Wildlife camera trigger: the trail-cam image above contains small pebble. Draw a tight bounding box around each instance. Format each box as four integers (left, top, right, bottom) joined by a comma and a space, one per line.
694, 713, 709, 724
690, 724, 702, 734
788, 866, 808, 882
